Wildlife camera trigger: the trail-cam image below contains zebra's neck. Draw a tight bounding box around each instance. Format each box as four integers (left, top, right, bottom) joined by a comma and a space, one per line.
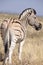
20, 16, 28, 29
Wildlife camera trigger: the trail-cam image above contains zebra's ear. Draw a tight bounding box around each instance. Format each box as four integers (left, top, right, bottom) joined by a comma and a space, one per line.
33, 9, 36, 14
28, 9, 36, 15
28, 10, 32, 15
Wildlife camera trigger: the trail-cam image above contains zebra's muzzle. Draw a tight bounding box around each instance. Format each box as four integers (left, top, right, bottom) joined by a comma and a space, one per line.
35, 23, 42, 31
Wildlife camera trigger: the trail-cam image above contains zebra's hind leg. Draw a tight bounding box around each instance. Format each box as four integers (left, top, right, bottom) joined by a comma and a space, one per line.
3, 52, 9, 65
9, 41, 16, 65
2, 50, 9, 65
3, 43, 9, 65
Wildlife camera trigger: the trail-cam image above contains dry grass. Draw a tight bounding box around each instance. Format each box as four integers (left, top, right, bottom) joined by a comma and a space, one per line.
0, 13, 43, 65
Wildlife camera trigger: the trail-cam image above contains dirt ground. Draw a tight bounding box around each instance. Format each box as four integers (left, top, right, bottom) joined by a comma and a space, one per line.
0, 13, 43, 65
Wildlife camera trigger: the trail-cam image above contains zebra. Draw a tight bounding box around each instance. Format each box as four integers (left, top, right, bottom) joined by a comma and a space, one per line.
0, 8, 42, 65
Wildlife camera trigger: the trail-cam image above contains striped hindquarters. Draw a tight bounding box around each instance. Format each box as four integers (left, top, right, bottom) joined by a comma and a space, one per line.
1, 18, 26, 43
9, 19, 25, 42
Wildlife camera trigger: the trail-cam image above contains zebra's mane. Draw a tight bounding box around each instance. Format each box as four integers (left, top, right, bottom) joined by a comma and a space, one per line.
19, 8, 36, 19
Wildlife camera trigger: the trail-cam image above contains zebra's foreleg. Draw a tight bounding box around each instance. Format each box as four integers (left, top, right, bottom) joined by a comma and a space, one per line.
18, 40, 25, 61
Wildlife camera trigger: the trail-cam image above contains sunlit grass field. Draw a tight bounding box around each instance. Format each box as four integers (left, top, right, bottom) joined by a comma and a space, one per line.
0, 13, 43, 65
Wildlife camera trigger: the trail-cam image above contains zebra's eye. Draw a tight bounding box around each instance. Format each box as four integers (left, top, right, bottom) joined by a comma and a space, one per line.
29, 12, 31, 15
34, 16, 36, 19
34, 17, 36, 19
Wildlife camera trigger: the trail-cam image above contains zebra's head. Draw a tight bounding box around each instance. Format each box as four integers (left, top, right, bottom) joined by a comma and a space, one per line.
19, 8, 42, 31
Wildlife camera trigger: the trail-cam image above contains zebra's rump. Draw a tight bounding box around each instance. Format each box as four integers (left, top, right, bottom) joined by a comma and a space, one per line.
1, 18, 25, 43
9, 20, 25, 42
